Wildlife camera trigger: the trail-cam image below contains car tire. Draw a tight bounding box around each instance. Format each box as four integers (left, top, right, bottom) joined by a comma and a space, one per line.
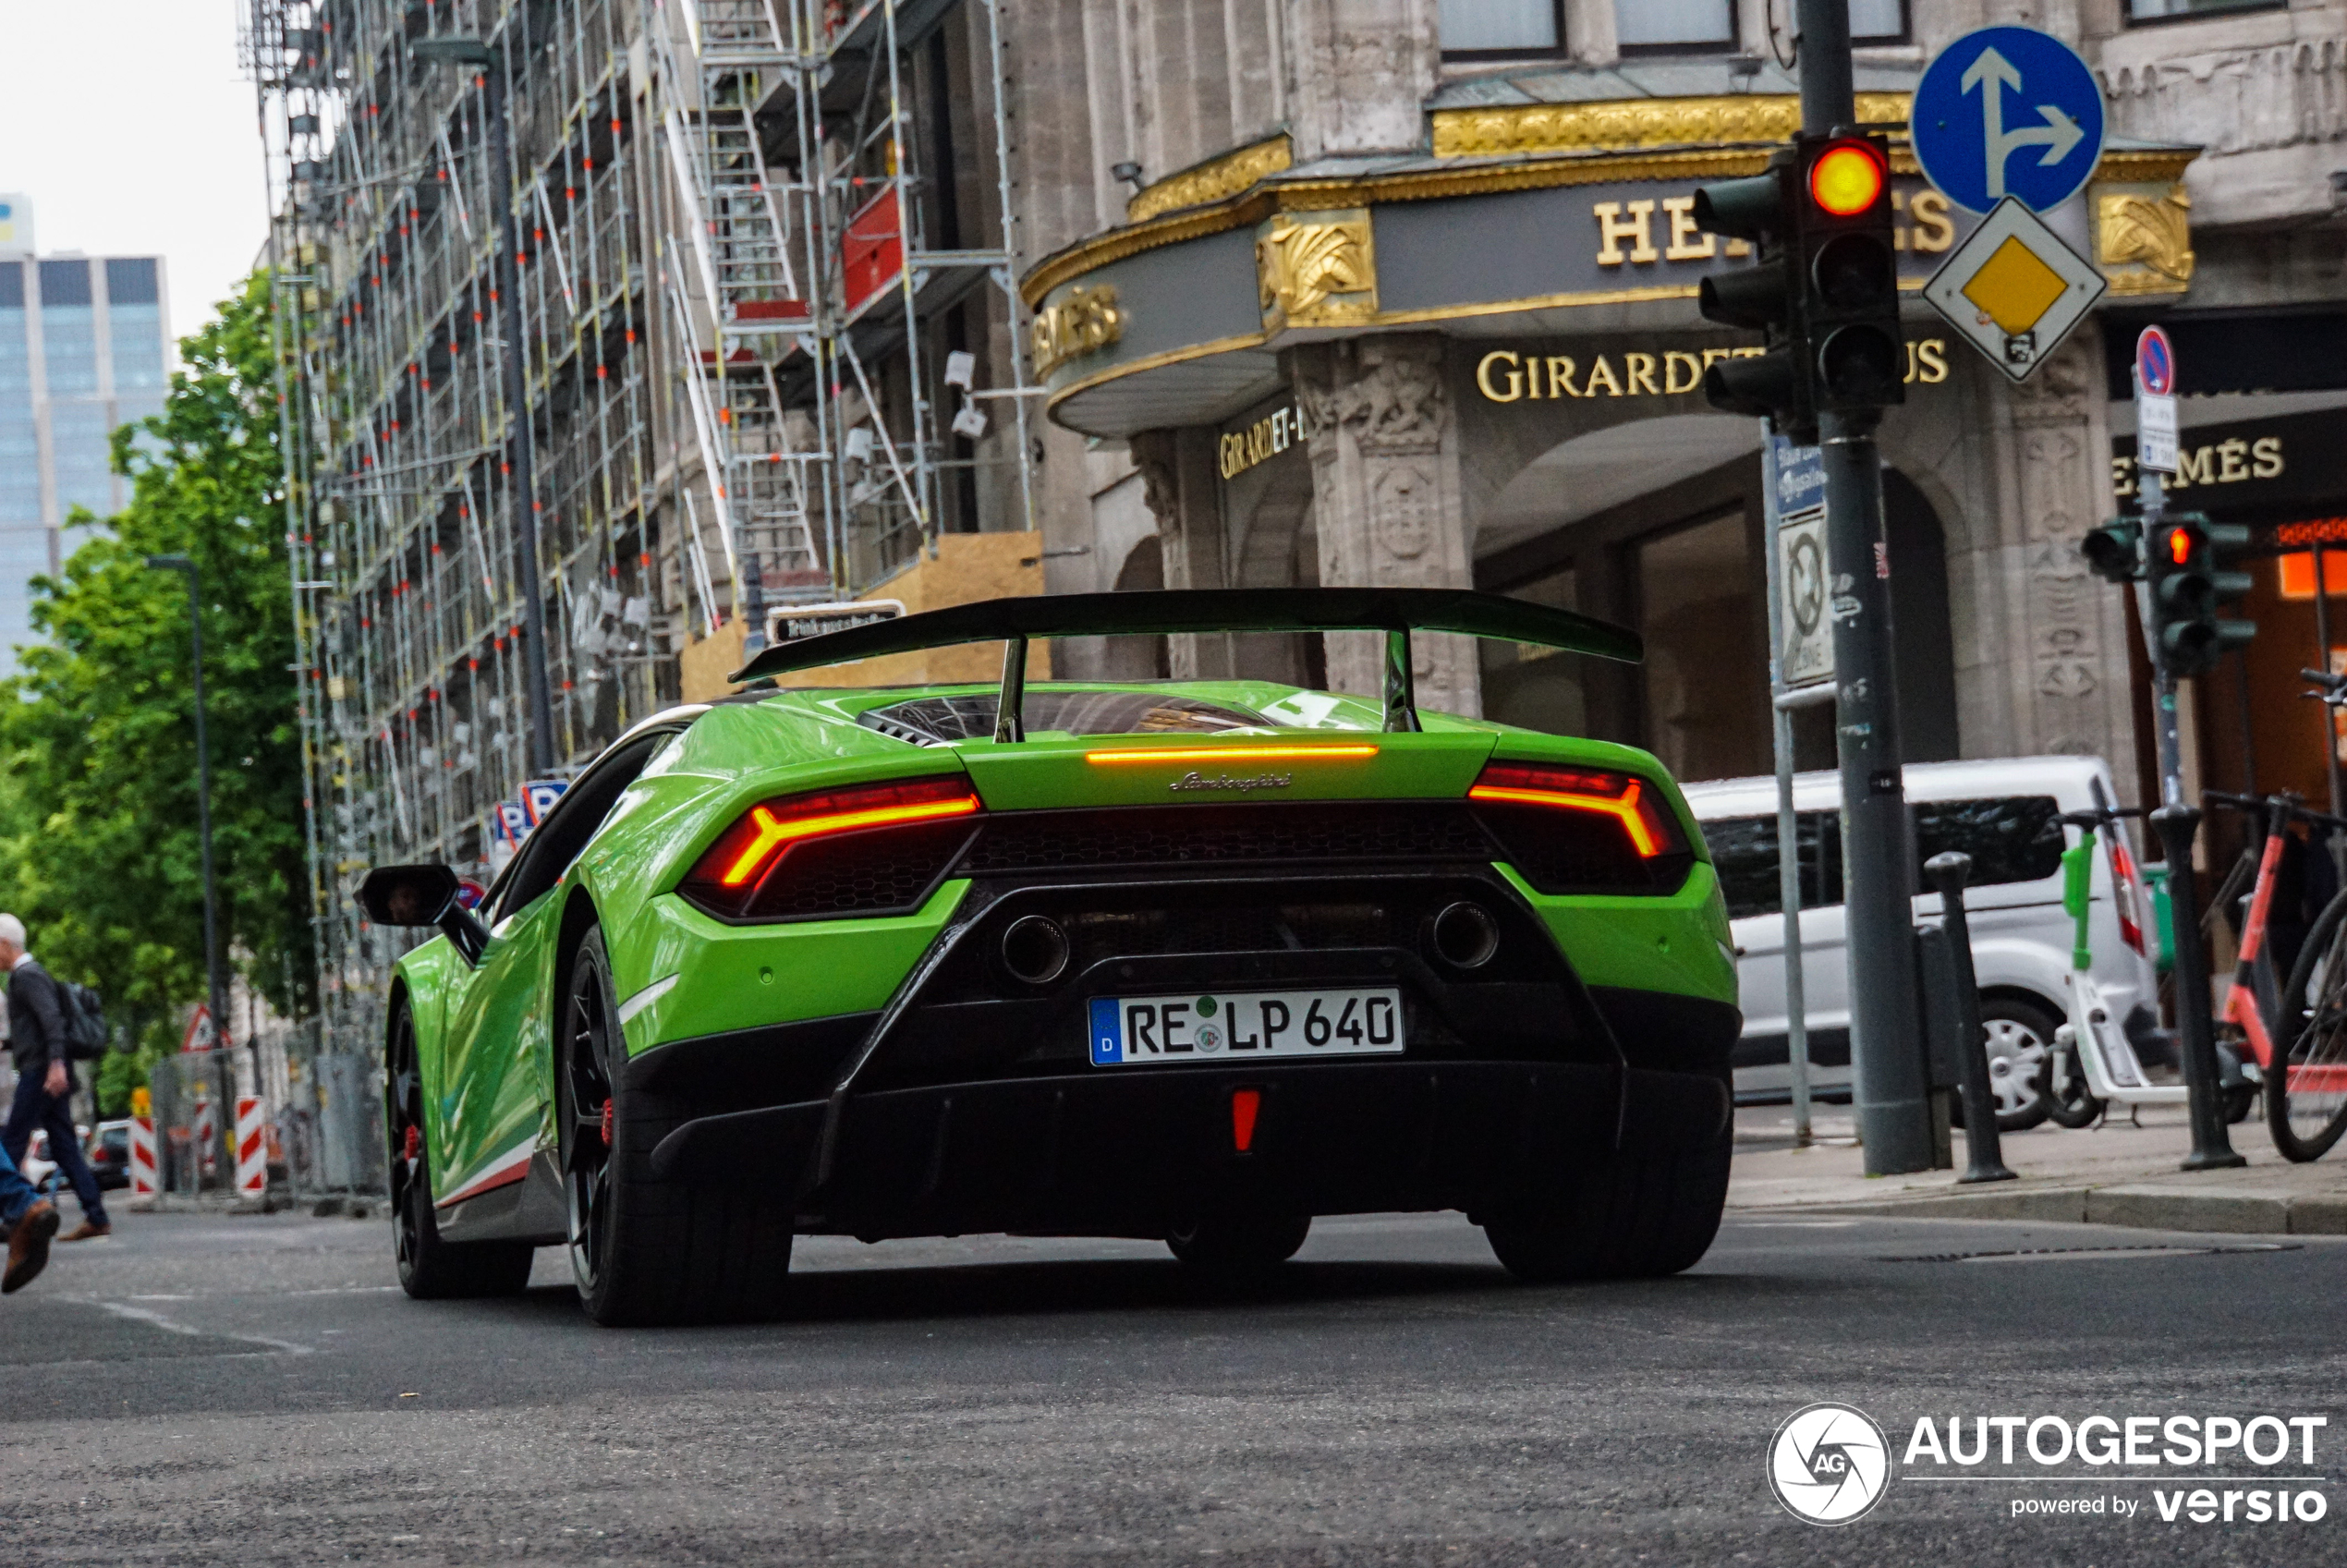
386, 998, 534, 1300
1165, 1213, 1310, 1276
561, 923, 794, 1327
1975, 996, 2059, 1133
1482, 1086, 1732, 1284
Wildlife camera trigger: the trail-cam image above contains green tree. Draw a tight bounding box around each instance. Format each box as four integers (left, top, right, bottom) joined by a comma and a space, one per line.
0, 275, 311, 1112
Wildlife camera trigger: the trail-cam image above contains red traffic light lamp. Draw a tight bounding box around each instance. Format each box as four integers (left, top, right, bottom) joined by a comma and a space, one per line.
1807, 140, 1885, 216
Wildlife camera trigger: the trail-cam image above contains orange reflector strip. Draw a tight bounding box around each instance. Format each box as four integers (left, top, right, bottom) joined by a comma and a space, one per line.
1467, 780, 1663, 857
718, 795, 980, 886
1232, 1088, 1262, 1153
1085, 744, 1380, 766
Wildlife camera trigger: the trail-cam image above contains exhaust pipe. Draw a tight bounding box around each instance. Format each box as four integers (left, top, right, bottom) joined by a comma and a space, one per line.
1001, 914, 1071, 986
1430, 901, 1500, 969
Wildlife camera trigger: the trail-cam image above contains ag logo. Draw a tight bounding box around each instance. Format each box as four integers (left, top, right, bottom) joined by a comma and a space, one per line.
1767, 1403, 1891, 1525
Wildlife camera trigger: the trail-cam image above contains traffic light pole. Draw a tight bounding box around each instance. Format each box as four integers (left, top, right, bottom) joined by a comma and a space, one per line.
2136, 468, 2245, 1169
1799, 0, 1935, 1173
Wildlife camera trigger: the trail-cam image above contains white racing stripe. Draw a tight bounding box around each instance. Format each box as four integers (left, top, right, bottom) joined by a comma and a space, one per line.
618, 972, 680, 1027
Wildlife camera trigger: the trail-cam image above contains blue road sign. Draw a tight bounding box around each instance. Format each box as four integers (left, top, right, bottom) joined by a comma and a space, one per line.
1912, 26, 2105, 215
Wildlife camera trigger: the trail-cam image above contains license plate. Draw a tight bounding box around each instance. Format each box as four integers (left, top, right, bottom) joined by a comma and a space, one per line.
1087, 988, 1405, 1066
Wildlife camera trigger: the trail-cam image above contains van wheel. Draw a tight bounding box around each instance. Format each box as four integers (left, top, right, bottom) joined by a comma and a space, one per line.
1978, 997, 2060, 1133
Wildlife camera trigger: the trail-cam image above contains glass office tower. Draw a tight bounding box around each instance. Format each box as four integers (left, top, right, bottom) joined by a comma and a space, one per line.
0, 246, 171, 675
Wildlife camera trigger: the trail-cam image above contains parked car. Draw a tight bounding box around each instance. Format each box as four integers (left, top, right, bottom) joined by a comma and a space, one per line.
87, 1119, 132, 1191
1683, 756, 2159, 1125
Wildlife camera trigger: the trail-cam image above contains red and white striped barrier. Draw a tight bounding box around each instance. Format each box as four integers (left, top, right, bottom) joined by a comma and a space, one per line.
193, 1099, 216, 1179
129, 1115, 158, 1206
235, 1097, 267, 1198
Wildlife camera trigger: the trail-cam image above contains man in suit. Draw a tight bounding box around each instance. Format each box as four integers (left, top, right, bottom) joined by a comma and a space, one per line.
0, 915, 110, 1242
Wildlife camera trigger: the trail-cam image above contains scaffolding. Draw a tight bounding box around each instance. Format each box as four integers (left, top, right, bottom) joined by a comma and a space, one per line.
244, 0, 1034, 1048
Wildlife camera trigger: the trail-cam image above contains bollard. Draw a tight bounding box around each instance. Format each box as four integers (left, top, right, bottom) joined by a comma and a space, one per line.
128, 1114, 159, 1209
2151, 806, 2247, 1171
235, 1097, 268, 1203
1924, 851, 2017, 1185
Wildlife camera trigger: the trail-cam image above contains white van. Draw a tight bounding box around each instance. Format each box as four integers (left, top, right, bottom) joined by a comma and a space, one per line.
1682, 757, 2161, 1121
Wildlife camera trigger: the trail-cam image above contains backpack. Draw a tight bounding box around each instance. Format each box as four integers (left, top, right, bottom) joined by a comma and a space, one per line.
55, 978, 109, 1061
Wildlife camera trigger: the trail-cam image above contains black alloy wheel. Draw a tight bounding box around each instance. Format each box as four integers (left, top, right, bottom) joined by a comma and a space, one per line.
384, 997, 532, 1299
561, 938, 619, 1299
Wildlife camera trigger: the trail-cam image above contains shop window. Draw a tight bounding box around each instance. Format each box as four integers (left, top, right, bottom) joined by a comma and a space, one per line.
2126, 0, 2284, 21
1635, 511, 1768, 784
1615, 0, 1735, 52
1440, 0, 1565, 57
1482, 565, 1586, 735
1848, 0, 1908, 43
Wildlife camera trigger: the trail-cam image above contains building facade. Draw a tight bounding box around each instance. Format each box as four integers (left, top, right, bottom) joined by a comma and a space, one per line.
1003, 0, 2347, 815
0, 213, 171, 675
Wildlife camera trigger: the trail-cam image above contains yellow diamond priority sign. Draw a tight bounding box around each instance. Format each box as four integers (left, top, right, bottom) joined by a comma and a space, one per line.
1921, 196, 2108, 383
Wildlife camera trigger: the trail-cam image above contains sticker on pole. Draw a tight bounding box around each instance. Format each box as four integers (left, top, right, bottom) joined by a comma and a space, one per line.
1911, 26, 2106, 215
1920, 197, 2108, 383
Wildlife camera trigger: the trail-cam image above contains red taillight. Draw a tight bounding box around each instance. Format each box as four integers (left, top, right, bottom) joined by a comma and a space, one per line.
1466, 761, 1684, 860
2109, 834, 2146, 956
679, 775, 980, 919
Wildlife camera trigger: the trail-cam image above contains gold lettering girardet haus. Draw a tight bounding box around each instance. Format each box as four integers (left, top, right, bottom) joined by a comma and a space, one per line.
1476, 340, 1950, 403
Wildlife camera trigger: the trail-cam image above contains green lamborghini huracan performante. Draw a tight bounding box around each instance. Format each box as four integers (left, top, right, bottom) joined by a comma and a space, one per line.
358, 589, 1739, 1324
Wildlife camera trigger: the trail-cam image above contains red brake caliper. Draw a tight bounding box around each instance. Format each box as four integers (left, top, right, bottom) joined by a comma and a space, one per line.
402, 1124, 420, 1162
600, 1099, 614, 1146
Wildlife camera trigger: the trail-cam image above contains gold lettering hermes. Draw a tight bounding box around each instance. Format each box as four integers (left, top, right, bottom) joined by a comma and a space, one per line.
1597, 184, 1954, 267
1031, 285, 1125, 379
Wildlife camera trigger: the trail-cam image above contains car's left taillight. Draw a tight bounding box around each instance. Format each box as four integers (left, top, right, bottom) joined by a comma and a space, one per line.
676, 775, 983, 921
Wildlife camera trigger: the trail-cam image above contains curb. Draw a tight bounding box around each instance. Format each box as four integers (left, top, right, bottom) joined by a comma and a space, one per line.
1744, 1184, 2347, 1235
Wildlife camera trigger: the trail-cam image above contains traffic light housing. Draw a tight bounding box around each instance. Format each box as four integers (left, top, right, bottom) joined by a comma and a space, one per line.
1797, 136, 1903, 420
1694, 132, 1904, 440
2080, 519, 2144, 585
2146, 513, 2256, 678
1694, 148, 1810, 438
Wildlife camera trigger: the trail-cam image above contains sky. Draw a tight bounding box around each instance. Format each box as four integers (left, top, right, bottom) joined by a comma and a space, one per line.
0, 1, 270, 349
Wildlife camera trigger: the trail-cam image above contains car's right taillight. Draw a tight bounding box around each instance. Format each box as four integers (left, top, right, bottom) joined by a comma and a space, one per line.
1467, 760, 1694, 895
676, 775, 982, 922
2107, 832, 2146, 956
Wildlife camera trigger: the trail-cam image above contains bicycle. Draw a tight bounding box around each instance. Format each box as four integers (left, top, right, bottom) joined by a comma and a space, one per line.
2263, 670, 2347, 1161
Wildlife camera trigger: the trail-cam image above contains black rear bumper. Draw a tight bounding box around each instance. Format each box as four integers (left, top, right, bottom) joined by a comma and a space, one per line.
650, 1059, 1729, 1239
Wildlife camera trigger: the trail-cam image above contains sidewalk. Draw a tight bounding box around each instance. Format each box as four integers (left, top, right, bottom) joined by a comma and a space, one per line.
1728, 1102, 2347, 1234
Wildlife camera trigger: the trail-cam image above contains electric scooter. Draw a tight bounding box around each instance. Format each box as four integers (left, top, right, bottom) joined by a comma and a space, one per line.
2049, 812, 2187, 1117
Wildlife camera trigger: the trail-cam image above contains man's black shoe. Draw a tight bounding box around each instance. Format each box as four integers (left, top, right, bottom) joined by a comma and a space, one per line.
4, 1200, 60, 1294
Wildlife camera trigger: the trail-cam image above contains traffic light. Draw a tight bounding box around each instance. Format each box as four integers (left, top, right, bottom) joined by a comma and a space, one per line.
1796, 136, 1903, 420
2146, 513, 2256, 677
1695, 133, 1904, 438
2080, 519, 2144, 585
1694, 148, 1810, 436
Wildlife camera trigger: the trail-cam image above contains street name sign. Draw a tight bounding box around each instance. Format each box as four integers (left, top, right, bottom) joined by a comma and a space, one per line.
1920, 197, 2108, 383
1912, 26, 2105, 215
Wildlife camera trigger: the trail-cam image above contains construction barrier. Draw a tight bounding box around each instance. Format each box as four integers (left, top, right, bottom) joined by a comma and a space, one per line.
235, 1097, 266, 1198
129, 1115, 158, 1205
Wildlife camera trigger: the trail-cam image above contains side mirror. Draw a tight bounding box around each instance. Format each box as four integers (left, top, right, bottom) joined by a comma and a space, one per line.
357, 864, 491, 965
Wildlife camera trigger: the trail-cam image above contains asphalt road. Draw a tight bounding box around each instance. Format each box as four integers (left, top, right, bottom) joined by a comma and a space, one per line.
0, 1206, 2341, 1565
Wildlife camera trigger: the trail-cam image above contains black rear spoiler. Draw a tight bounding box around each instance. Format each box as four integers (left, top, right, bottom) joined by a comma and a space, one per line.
728, 587, 1641, 740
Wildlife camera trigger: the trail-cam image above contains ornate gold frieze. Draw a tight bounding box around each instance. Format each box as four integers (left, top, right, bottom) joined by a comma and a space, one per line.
1127, 136, 1294, 224
1257, 210, 1378, 330
2095, 185, 2195, 297
1431, 92, 1913, 159
1030, 284, 1125, 378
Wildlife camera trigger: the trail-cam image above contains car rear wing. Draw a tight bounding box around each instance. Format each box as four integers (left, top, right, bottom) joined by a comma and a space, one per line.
728, 587, 1642, 740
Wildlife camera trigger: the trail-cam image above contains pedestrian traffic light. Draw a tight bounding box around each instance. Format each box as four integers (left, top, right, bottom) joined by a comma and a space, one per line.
2146, 513, 2256, 677
1694, 148, 1812, 439
1796, 134, 1903, 420
2080, 519, 2144, 585
1695, 133, 1903, 440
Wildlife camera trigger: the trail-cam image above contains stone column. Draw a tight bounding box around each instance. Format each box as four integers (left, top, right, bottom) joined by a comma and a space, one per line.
1292, 334, 1481, 718
2000, 329, 2137, 774
1130, 426, 1235, 678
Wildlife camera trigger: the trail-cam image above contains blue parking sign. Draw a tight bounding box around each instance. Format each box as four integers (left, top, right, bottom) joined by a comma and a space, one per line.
1912, 27, 2105, 215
